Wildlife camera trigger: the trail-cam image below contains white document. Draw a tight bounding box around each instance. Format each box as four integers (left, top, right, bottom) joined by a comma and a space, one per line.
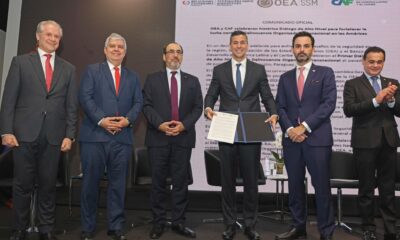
207, 112, 238, 144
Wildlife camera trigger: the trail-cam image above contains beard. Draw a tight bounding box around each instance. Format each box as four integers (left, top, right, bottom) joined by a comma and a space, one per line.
295, 53, 310, 64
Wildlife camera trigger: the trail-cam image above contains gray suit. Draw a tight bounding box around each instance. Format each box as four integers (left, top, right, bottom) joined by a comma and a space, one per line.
204, 59, 276, 227
0, 52, 78, 232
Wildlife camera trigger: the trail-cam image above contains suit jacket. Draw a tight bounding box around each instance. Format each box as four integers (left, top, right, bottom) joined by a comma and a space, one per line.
142, 70, 203, 148
79, 62, 143, 145
276, 64, 337, 147
204, 59, 277, 114
0, 52, 78, 145
343, 74, 400, 148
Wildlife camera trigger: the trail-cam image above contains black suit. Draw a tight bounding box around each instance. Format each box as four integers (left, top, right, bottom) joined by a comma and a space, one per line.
0, 52, 78, 232
143, 70, 203, 225
343, 74, 400, 235
204, 59, 277, 227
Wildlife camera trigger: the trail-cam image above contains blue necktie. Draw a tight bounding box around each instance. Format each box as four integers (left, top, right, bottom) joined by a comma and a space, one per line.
371, 76, 380, 94
236, 63, 242, 96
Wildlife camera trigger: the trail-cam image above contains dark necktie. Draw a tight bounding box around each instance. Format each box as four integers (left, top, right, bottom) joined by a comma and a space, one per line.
371, 76, 380, 94
171, 71, 179, 120
114, 66, 120, 95
236, 63, 242, 96
297, 67, 305, 99
44, 54, 53, 92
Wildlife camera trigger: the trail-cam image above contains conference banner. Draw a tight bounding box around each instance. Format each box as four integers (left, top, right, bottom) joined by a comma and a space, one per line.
176, 0, 400, 192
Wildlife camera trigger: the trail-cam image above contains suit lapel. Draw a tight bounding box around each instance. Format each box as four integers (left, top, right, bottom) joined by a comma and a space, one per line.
242, 61, 253, 97
49, 56, 64, 92
301, 64, 317, 100
118, 67, 128, 96
179, 71, 189, 110
29, 53, 47, 92
160, 70, 171, 110
223, 60, 236, 96
361, 74, 377, 96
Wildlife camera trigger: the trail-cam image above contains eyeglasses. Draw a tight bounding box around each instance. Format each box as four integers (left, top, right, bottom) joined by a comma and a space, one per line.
165, 50, 183, 55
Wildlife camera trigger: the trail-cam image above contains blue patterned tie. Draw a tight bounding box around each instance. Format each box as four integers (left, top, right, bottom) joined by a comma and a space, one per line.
371, 76, 380, 94
236, 64, 242, 96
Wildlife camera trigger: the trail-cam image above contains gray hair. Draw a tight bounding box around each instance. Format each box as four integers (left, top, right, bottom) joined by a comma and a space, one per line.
104, 33, 127, 51
36, 20, 63, 37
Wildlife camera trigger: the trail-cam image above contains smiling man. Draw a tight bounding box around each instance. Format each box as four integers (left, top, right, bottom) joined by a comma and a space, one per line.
275, 31, 336, 240
143, 42, 203, 239
0, 20, 78, 240
78, 33, 143, 240
204, 30, 278, 240
343, 47, 400, 240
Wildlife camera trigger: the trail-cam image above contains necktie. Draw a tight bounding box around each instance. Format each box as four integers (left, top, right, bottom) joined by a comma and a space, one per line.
44, 54, 53, 92
297, 67, 305, 99
171, 71, 179, 120
371, 76, 381, 94
236, 63, 242, 96
114, 67, 120, 95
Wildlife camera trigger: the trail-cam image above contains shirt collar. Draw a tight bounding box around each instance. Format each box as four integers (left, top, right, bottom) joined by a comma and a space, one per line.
166, 68, 180, 76
296, 61, 312, 70
37, 48, 55, 58
364, 72, 380, 80
232, 58, 247, 68
107, 61, 121, 71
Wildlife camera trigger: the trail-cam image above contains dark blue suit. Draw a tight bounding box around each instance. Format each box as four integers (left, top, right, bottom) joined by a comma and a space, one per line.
276, 63, 336, 237
79, 62, 143, 233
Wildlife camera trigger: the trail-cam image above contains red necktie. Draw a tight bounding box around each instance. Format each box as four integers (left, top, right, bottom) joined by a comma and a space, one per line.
297, 67, 305, 99
171, 71, 179, 120
114, 66, 120, 95
44, 54, 53, 92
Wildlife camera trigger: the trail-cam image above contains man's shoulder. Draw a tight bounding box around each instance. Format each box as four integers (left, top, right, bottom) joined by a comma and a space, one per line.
311, 64, 333, 72
181, 71, 198, 81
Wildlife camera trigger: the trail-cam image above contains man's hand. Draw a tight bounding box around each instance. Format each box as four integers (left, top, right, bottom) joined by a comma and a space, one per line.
265, 114, 279, 131
205, 107, 216, 120
61, 138, 73, 152
100, 117, 123, 135
376, 83, 397, 104
1, 134, 19, 147
288, 125, 307, 143
159, 121, 185, 136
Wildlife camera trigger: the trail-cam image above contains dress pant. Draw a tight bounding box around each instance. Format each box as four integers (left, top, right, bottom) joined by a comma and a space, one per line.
148, 145, 192, 225
354, 135, 397, 235
283, 142, 335, 237
80, 140, 131, 233
218, 142, 260, 228
12, 124, 61, 233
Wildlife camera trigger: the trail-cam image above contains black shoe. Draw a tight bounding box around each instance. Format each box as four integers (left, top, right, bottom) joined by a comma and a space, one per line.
275, 227, 307, 240
150, 224, 165, 239
320, 235, 333, 240
107, 230, 127, 240
80, 231, 94, 240
244, 227, 260, 240
39, 232, 58, 240
222, 225, 236, 240
9, 230, 26, 240
171, 224, 196, 238
363, 231, 377, 240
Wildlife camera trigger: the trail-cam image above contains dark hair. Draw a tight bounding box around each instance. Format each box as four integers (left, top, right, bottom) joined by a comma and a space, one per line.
162, 42, 184, 54
292, 31, 315, 47
230, 30, 248, 44
363, 46, 385, 61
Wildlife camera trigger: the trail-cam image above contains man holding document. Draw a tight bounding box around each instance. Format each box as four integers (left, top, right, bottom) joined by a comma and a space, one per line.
204, 30, 278, 240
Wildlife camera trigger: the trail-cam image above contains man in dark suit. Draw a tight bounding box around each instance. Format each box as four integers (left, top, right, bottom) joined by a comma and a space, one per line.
275, 31, 336, 240
143, 42, 202, 239
343, 46, 400, 240
0, 20, 78, 240
204, 30, 278, 240
79, 33, 143, 240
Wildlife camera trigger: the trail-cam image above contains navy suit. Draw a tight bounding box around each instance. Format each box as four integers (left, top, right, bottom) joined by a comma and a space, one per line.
79, 62, 143, 232
276, 63, 336, 237
143, 70, 203, 225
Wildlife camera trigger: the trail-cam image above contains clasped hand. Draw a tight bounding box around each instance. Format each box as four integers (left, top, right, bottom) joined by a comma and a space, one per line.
159, 120, 185, 136
288, 124, 307, 143
100, 116, 129, 135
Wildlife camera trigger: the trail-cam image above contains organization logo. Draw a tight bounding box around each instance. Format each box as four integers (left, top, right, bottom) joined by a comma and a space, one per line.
182, 0, 190, 5
257, 0, 318, 8
258, 0, 274, 8
331, 0, 353, 6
